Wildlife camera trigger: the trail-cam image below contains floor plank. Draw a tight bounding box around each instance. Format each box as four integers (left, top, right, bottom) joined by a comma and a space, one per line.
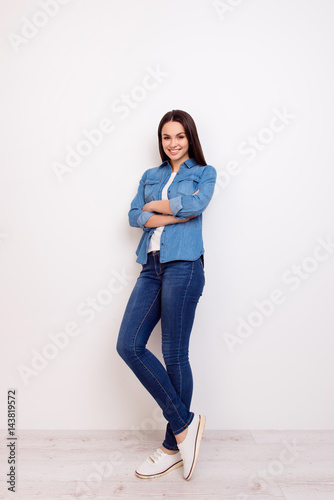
1, 429, 333, 499
280, 483, 334, 499
251, 430, 334, 445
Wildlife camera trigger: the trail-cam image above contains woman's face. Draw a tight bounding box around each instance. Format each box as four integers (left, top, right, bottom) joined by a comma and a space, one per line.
161, 121, 190, 164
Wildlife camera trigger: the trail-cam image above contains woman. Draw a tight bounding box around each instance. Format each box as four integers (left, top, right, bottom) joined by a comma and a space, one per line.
116, 109, 217, 480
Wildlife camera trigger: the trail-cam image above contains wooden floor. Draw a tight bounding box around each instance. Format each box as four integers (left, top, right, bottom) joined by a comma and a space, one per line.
1, 429, 334, 499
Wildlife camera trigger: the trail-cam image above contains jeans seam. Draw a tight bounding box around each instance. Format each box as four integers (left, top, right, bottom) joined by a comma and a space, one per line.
153, 254, 162, 278
132, 287, 188, 430
174, 412, 194, 435
177, 260, 194, 401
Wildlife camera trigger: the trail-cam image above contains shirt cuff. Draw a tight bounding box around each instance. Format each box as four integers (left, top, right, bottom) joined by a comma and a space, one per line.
169, 196, 183, 217
137, 210, 154, 229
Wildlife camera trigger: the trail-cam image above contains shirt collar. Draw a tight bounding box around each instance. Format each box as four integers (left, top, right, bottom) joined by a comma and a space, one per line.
159, 157, 197, 169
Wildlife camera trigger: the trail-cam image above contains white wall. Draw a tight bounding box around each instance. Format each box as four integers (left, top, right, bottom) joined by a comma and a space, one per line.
1, 0, 334, 431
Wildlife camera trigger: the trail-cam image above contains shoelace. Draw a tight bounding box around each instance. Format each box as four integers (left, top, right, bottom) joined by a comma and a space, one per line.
148, 448, 164, 463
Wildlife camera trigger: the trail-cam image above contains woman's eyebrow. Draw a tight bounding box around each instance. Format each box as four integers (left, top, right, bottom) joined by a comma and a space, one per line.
162, 133, 185, 136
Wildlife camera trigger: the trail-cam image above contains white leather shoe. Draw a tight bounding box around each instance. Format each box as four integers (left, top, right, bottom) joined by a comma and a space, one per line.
177, 414, 206, 480
135, 448, 183, 479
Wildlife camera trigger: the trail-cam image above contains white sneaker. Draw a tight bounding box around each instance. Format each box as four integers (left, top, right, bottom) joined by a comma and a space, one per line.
177, 414, 206, 480
135, 448, 183, 479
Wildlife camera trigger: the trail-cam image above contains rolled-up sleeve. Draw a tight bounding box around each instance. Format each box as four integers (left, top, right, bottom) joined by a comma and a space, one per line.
169, 165, 217, 218
128, 170, 154, 231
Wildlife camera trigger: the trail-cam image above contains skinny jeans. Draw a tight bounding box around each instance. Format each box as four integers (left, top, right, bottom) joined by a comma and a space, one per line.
116, 250, 205, 450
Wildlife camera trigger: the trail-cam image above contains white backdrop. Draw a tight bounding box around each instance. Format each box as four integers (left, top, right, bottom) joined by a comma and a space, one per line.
1, 0, 334, 431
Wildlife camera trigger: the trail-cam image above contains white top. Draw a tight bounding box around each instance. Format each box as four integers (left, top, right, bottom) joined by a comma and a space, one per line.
147, 171, 177, 253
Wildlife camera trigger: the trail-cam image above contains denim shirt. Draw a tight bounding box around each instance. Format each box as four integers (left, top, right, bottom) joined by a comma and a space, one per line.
128, 157, 217, 264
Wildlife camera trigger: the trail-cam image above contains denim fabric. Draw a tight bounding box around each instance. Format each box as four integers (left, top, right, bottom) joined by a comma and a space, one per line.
116, 250, 205, 450
128, 158, 217, 264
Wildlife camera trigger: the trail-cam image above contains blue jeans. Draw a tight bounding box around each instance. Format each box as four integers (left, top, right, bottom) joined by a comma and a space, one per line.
116, 250, 205, 450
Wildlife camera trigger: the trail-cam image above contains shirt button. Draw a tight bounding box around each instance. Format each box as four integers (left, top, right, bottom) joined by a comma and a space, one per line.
161, 242, 164, 245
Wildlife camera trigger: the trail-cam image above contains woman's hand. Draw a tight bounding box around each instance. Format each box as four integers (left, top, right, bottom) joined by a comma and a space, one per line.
142, 201, 155, 212
142, 200, 173, 215
173, 215, 197, 223
143, 190, 199, 213
144, 214, 197, 228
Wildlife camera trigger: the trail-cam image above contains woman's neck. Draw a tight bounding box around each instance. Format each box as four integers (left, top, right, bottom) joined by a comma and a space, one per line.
170, 156, 189, 172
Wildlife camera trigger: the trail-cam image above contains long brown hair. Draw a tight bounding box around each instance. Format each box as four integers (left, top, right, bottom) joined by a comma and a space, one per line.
158, 110, 207, 166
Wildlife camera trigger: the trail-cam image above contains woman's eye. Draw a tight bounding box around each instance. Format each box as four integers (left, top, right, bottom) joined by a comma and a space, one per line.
162, 136, 185, 139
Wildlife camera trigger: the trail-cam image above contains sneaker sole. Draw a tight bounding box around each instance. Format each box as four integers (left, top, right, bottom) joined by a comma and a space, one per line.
135, 459, 183, 479
185, 414, 206, 481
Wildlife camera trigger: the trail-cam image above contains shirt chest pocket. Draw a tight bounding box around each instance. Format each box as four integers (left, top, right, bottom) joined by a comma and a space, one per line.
144, 178, 160, 202
176, 173, 201, 195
